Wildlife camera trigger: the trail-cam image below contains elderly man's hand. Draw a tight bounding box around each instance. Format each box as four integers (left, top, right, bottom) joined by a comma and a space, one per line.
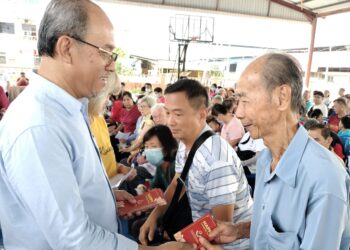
114, 189, 135, 203
114, 190, 141, 219
207, 220, 251, 245
209, 220, 239, 244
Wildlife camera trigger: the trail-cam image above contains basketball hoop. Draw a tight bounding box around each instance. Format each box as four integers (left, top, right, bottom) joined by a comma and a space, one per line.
169, 15, 214, 43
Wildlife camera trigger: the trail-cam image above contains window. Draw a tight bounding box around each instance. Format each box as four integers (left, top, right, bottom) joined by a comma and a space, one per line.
229, 63, 237, 72
0, 22, 15, 34
22, 23, 37, 40
0, 52, 6, 64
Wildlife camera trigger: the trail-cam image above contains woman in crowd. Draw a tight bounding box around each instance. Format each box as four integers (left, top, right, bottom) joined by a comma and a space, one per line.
206, 115, 221, 134
111, 91, 141, 136
211, 102, 244, 148
143, 125, 178, 191
128, 125, 178, 240
120, 96, 155, 163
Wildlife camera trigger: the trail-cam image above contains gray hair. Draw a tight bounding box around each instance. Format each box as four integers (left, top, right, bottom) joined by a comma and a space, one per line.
303, 118, 319, 131
151, 103, 165, 114
260, 53, 304, 114
38, 0, 95, 57
138, 96, 156, 108
212, 95, 224, 103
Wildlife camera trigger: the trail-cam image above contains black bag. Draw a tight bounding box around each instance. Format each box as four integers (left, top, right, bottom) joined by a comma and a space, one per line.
162, 130, 214, 239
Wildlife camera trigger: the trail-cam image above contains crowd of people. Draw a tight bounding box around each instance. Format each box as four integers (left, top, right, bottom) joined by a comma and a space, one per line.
0, 1, 349, 250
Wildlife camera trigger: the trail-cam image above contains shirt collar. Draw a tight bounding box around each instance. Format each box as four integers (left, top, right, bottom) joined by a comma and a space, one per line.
29, 72, 86, 116
263, 125, 309, 187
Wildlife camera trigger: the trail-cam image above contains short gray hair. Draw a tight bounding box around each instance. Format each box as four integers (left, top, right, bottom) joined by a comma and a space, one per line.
38, 0, 94, 57
212, 95, 224, 103
138, 96, 156, 108
151, 103, 165, 114
260, 53, 303, 114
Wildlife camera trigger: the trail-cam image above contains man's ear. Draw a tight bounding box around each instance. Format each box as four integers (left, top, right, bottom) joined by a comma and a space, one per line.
55, 36, 74, 64
276, 84, 292, 111
199, 107, 208, 121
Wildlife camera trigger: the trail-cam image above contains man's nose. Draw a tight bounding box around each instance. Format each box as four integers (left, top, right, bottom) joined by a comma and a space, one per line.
105, 61, 115, 72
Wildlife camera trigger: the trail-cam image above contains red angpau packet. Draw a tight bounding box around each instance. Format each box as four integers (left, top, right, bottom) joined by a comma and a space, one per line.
118, 188, 166, 216
174, 214, 217, 249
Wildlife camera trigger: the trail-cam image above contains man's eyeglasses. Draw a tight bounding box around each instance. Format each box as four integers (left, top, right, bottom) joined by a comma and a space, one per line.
69, 36, 118, 66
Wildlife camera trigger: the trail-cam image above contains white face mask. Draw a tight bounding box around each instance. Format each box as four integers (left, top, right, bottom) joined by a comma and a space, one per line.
144, 147, 164, 166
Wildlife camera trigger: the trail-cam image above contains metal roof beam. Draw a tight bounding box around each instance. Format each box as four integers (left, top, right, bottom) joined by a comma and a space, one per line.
296, 0, 314, 5
317, 6, 350, 17
270, 0, 316, 22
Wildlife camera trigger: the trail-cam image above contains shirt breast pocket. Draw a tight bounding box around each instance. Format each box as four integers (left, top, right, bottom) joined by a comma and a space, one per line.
267, 216, 300, 250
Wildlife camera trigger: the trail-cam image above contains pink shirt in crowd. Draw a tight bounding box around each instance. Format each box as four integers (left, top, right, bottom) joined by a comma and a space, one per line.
157, 96, 165, 103
221, 116, 244, 143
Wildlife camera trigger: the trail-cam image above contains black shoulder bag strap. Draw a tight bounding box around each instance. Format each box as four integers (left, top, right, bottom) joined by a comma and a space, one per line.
162, 130, 214, 237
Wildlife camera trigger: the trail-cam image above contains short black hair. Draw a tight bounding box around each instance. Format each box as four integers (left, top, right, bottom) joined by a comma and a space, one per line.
165, 79, 209, 109
334, 97, 347, 107
341, 116, 350, 129
154, 87, 163, 93
211, 103, 228, 116
121, 82, 125, 86
308, 123, 331, 139
122, 91, 135, 104
143, 125, 178, 162
309, 108, 323, 119
222, 98, 235, 112
313, 90, 324, 98
206, 115, 220, 126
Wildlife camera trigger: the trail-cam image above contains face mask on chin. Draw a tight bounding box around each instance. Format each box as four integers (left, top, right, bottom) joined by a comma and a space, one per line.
144, 147, 164, 166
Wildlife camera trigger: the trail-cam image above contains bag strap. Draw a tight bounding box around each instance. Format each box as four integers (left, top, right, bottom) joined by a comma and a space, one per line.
165, 130, 214, 215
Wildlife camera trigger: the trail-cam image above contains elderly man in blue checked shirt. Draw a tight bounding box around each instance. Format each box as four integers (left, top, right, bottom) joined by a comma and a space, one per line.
199, 53, 350, 250
0, 1, 194, 250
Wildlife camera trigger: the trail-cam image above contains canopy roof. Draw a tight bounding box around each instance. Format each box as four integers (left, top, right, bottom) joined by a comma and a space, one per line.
100, 0, 350, 22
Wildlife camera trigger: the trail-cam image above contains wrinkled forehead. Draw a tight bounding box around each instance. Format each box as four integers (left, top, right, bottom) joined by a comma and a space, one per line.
235, 69, 264, 98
